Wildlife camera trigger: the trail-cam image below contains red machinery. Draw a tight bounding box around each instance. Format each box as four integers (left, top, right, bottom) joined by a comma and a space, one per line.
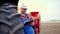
30, 12, 40, 34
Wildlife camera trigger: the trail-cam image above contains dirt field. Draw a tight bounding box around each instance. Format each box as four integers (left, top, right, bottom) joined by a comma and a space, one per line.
40, 23, 60, 34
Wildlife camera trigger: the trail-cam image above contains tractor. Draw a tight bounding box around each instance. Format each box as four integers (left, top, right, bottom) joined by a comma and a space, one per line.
0, 0, 40, 34
0, 0, 24, 34
30, 12, 40, 34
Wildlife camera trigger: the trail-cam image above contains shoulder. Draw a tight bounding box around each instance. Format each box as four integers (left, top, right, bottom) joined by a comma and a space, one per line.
26, 13, 33, 20
26, 14, 31, 16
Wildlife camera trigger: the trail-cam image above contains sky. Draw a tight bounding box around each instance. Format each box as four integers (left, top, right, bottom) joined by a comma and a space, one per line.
18, 0, 60, 21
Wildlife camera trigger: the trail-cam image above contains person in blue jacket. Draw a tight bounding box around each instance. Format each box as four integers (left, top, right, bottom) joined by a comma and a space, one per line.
19, 4, 34, 34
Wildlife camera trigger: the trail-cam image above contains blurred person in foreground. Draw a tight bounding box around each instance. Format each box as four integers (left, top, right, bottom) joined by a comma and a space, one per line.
19, 4, 34, 34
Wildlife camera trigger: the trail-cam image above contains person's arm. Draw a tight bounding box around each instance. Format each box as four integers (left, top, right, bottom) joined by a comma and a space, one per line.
27, 14, 35, 26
